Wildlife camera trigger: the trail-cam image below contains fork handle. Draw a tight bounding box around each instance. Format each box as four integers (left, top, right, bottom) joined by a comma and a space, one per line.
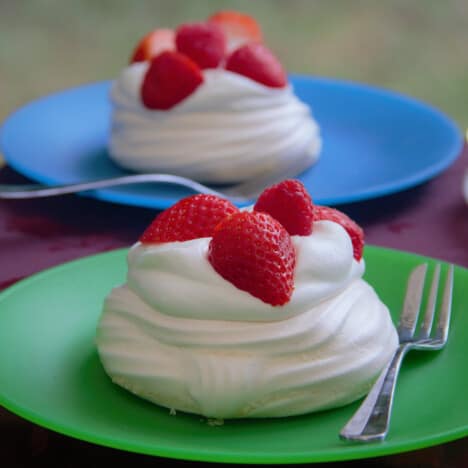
0, 174, 225, 200
339, 344, 409, 442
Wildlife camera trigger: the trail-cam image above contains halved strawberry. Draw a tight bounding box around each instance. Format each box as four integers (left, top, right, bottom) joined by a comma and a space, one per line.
175, 21, 226, 69
313, 206, 365, 261
130, 28, 175, 64
140, 194, 239, 243
141, 51, 204, 110
254, 179, 314, 236
208, 211, 296, 306
225, 42, 286, 88
208, 10, 262, 51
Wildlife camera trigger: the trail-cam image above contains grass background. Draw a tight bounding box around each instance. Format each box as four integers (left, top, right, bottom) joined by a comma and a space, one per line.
1, 0, 467, 129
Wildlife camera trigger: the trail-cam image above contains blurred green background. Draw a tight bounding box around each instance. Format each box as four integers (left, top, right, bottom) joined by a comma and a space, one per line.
1, 0, 467, 128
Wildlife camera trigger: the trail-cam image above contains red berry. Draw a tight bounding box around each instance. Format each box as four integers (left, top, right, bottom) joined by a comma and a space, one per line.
140, 194, 239, 243
225, 42, 286, 88
254, 179, 314, 236
175, 22, 226, 69
208, 211, 296, 306
141, 51, 204, 110
313, 206, 365, 261
208, 10, 262, 51
130, 29, 175, 64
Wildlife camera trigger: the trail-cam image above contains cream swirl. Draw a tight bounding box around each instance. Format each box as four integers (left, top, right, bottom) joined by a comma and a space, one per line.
126, 221, 363, 322
108, 63, 321, 183
96, 221, 398, 418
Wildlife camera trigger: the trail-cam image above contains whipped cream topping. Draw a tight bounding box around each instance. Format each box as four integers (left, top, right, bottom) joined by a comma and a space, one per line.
108, 63, 321, 183
96, 221, 398, 418
126, 221, 363, 322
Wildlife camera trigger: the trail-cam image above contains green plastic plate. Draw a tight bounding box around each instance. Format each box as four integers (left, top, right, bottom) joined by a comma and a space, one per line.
0, 246, 466, 463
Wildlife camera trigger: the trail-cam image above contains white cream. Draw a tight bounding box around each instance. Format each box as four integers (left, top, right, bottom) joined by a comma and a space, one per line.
96, 221, 398, 418
108, 63, 321, 183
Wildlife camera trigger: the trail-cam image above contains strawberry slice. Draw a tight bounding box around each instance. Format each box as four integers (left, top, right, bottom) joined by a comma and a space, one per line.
254, 179, 314, 236
313, 206, 365, 261
175, 22, 226, 69
141, 50, 204, 110
225, 42, 286, 88
130, 28, 175, 64
140, 194, 238, 243
208, 10, 262, 50
208, 211, 296, 306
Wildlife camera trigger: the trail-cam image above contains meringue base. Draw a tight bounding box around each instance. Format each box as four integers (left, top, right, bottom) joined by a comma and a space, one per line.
96, 279, 398, 419
108, 66, 322, 184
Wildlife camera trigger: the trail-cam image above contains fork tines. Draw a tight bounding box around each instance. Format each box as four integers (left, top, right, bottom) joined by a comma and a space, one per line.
398, 263, 454, 347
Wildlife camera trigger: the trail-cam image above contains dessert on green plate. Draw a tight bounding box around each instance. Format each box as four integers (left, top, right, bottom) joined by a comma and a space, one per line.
96, 179, 398, 419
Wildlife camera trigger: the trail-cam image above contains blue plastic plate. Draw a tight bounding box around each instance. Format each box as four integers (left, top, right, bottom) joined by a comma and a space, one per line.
0, 76, 462, 209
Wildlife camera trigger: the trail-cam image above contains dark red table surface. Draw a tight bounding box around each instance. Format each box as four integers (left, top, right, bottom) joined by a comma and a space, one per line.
0, 145, 467, 467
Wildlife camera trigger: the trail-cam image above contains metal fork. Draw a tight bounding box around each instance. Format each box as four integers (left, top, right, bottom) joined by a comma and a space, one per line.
0, 156, 313, 203
340, 262, 454, 442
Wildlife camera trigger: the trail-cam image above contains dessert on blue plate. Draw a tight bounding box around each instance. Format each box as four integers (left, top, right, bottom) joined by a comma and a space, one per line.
108, 10, 321, 183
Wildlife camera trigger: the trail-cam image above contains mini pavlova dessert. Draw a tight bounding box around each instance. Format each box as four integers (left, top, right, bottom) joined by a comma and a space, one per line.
108, 10, 321, 183
96, 180, 398, 419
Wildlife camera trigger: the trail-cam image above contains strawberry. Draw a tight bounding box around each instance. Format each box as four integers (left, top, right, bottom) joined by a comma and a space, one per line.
141, 51, 204, 110
175, 22, 226, 69
140, 194, 238, 243
254, 179, 314, 236
208, 211, 296, 306
313, 206, 364, 261
130, 28, 175, 64
208, 10, 262, 51
225, 42, 286, 88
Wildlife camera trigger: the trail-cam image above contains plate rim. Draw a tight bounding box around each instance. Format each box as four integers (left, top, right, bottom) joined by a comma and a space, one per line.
0, 245, 467, 463
0, 76, 464, 210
